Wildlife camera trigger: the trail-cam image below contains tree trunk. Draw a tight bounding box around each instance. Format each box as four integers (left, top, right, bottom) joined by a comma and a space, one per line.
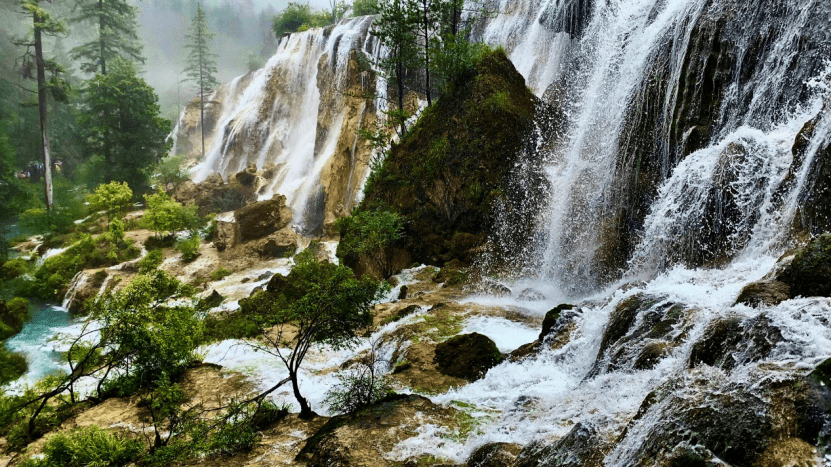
33, 6, 53, 210
98, 0, 106, 75
290, 371, 313, 419
422, 0, 431, 106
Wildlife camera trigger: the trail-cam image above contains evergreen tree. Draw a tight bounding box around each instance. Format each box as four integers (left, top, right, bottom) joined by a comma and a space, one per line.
79, 59, 171, 192
373, 0, 418, 134
16, 0, 68, 210
70, 0, 144, 75
183, 2, 219, 160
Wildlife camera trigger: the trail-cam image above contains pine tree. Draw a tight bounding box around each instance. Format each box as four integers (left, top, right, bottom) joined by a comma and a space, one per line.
183, 2, 219, 160
70, 0, 145, 75
16, 1, 67, 210
373, 0, 418, 134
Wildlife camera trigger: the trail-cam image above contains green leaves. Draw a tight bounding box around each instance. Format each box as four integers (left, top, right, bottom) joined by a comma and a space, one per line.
142, 191, 199, 238
70, 0, 144, 75
183, 3, 219, 95
79, 60, 171, 191
336, 208, 404, 278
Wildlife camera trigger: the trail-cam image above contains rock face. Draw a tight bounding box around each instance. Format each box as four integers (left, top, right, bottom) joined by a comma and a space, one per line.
234, 194, 292, 242
688, 315, 782, 371
466, 442, 522, 467
173, 171, 257, 217
433, 332, 503, 381
515, 422, 607, 467
349, 48, 559, 271
734, 280, 791, 307
779, 233, 831, 297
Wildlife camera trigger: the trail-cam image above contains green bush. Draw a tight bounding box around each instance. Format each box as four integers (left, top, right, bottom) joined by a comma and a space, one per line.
137, 249, 164, 274
272, 2, 330, 37
19, 425, 142, 467
0, 258, 28, 281
176, 235, 201, 262
336, 208, 404, 278
202, 310, 261, 343
86, 181, 133, 225
0, 297, 30, 339
209, 267, 231, 281
154, 156, 190, 189
143, 191, 199, 239
352, 0, 379, 15
0, 344, 27, 385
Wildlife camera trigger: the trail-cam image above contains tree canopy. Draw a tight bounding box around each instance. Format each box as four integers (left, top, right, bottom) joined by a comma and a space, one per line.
70, 0, 145, 75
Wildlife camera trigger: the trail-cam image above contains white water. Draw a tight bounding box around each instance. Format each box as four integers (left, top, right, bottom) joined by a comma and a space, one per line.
180, 16, 381, 229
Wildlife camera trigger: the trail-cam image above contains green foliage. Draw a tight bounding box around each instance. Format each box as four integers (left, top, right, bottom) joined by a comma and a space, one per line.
336, 208, 404, 278
202, 310, 261, 343
142, 191, 199, 238
241, 248, 389, 416
137, 249, 164, 274
70, 0, 144, 75
17, 175, 91, 235
1, 258, 28, 281
22, 233, 139, 300
272, 3, 331, 38
176, 235, 201, 262
352, 0, 380, 16
324, 342, 392, 414
86, 181, 133, 225
19, 425, 142, 467
0, 297, 30, 339
184, 3, 220, 100
91, 270, 201, 389
79, 60, 171, 192
209, 267, 231, 281
0, 344, 27, 385
154, 156, 190, 189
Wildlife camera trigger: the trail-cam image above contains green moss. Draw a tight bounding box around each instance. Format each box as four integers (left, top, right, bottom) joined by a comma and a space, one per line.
209, 267, 232, 281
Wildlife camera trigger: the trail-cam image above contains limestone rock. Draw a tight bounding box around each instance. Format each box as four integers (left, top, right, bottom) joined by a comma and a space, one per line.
515, 422, 607, 467
466, 442, 522, 467
214, 212, 240, 251
64, 270, 108, 315
734, 280, 790, 307
434, 332, 502, 381
234, 194, 292, 242
540, 303, 575, 340
688, 315, 782, 371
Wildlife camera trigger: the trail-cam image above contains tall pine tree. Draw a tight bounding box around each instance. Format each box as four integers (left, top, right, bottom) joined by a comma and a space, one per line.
70, 0, 145, 75
17, 0, 67, 210
183, 2, 219, 160
373, 0, 418, 134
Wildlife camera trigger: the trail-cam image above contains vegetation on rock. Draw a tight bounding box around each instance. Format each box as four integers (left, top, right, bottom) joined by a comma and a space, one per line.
433, 332, 502, 381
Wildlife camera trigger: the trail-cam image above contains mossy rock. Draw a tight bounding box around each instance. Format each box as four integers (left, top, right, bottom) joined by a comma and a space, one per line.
688, 315, 781, 371
353, 48, 556, 271
539, 303, 574, 340
633, 342, 671, 370
466, 442, 521, 467
433, 332, 502, 381
515, 422, 606, 467
779, 233, 831, 298
734, 280, 790, 307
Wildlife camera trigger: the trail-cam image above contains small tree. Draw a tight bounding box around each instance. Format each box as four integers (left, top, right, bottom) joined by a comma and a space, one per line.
324, 338, 392, 414
336, 208, 404, 278
142, 191, 198, 238
183, 2, 219, 161
352, 0, 380, 16
240, 249, 389, 418
86, 181, 133, 226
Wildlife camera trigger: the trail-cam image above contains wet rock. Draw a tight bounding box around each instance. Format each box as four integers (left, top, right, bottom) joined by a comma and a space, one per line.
508, 341, 542, 363
234, 162, 258, 187
515, 422, 607, 467
397, 284, 408, 300
518, 288, 545, 301
633, 342, 671, 370
234, 194, 292, 242
65, 270, 108, 315
432, 259, 469, 286
174, 172, 256, 217
214, 212, 240, 251
734, 280, 790, 307
540, 303, 575, 340
257, 271, 273, 281
198, 290, 224, 310
779, 233, 831, 298
257, 230, 297, 258
688, 315, 782, 371
434, 333, 502, 381
473, 277, 511, 297
465, 442, 522, 467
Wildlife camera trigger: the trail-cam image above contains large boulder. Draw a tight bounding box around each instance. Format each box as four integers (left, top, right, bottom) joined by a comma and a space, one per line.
688, 315, 782, 371
214, 212, 240, 251
466, 442, 522, 467
346, 48, 560, 273
515, 422, 607, 467
174, 170, 257, 217
234, 194, 292, 242
540, 303, 575, 340
734, 280, 790, 307
433, 332, 502, 381
778, 233, 831, 298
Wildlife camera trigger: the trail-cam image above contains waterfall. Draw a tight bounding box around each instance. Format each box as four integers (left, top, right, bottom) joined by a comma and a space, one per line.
172, 15, 384, 232
472, 0, 831, 293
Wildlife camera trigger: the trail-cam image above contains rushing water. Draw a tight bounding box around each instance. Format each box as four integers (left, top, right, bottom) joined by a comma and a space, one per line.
4, 303, 82, 391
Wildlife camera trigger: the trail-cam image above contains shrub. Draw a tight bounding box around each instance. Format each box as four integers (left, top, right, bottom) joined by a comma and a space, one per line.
272, 2, 330, 38
0, 258, 28, 281
352, 0, 379, 16
143, 191, 199, 238
176, 235, 201, 262
336, 208, 405, 278
0, 297, 30, 339
0, 344, 27, 385
324, 340, 392, 414
86, 181, 134, 226
209, 267, 231, 281
19, 425, 142, 467
154, 156, 190, 189
137, 249, 164, 274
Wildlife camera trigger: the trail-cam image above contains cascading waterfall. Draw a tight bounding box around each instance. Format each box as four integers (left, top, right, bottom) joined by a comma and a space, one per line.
173, 16, 384, 232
